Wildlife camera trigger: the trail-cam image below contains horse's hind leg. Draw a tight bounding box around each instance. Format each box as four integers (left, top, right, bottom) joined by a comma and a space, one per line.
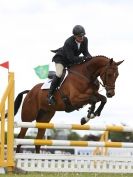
16, 127, 28, 153
35, 110, 55, 153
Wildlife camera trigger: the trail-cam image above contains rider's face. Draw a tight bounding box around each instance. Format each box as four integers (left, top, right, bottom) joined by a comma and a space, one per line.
75, 35, 84, 43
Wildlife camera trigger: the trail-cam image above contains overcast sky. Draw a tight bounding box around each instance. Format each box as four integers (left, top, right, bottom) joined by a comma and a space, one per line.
0, 0, 133, 135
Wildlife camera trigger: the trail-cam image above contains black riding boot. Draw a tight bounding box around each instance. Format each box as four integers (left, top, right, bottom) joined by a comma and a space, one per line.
48, 76, 61, 105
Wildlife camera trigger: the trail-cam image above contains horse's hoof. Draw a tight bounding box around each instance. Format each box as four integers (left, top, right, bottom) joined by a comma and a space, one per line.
81, 117, 87, 125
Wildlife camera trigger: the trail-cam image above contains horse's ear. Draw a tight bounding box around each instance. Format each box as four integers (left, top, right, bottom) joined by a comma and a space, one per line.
109, 58, 113, 65
116, 60, 124, 66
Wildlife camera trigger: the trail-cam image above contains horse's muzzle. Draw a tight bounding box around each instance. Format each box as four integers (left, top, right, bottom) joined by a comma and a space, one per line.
106, 89, 115, 98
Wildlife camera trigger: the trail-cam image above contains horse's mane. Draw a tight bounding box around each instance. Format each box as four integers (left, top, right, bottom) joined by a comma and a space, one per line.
88, 55, 111, 65
84, 55, 111, 67
93, 55, 110, 60
69, 55, 110, 71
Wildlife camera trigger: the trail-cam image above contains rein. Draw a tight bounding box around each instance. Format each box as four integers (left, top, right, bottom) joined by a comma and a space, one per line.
67, 68, 104, 88
67, 68, 108, 94
67, 68, 91, 84
67, 61, 115, 91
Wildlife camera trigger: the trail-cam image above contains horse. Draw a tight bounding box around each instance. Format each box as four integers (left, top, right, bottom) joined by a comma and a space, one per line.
14, 55, 124, 153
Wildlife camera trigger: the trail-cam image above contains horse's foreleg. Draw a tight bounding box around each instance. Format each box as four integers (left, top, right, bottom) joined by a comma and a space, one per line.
81, 96, 97, 125
94, 94, 107, 117
81, 103, 96, 125
80, 94, 107, 125
87, 103, 96, 118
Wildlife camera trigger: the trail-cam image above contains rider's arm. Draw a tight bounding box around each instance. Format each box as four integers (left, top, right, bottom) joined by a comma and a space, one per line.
82, 37, 92, 59
63, 42, 83, 65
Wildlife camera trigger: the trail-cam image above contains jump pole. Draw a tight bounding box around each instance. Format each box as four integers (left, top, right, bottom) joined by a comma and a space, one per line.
15, 139, 133, 148
15, 122, 133, 132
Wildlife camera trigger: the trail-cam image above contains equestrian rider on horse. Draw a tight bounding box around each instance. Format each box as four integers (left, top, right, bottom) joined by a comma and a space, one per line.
48, 25, 92, 105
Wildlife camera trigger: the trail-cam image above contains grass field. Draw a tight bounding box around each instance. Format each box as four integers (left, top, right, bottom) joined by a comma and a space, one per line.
0, 173, 133, 177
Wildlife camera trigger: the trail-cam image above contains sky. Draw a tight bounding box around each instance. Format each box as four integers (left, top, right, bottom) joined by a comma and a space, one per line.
0, 0, 133, 135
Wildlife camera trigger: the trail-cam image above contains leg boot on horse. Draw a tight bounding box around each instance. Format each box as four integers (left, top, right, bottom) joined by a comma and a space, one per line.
48, 75, 61, 105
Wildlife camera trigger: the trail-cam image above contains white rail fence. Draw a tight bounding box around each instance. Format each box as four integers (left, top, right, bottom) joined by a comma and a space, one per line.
15, 153, 133, 173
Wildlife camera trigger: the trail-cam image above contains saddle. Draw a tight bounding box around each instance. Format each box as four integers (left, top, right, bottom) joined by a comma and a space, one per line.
48, 70, 81, 112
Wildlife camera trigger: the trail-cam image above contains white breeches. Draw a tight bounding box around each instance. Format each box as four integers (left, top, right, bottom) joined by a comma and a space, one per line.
55, 63, 64, 78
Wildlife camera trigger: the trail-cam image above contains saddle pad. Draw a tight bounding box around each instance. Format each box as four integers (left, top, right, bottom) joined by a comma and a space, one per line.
41, 70, 68, 90
41, 78, 52, 89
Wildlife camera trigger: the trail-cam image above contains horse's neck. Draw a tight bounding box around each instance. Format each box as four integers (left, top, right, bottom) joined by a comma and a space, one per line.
69, 57, 108, 79
85, 57, 108, 77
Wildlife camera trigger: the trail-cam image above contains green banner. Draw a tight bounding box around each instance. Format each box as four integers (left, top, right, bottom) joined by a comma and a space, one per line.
34, 64, 49, 79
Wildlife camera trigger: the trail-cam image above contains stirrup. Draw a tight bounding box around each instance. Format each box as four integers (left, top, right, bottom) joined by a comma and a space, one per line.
48, 95, 56, 105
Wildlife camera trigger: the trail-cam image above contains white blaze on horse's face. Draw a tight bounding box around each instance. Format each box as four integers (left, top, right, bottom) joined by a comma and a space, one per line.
100, 59, 124, 98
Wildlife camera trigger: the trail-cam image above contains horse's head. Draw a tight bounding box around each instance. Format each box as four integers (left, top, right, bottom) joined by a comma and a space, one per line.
100, 58, 124, 98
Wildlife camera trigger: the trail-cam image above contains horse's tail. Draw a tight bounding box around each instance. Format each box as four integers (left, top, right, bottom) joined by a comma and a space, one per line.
0, 90, 30, 120
14, 90, 30, 116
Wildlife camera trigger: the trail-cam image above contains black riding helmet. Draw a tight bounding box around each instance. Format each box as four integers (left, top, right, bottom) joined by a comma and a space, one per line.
72, 25, 86, 36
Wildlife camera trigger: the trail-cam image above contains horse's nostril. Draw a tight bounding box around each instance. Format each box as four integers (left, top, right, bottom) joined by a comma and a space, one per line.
107, 91, 115, 98
107, 94, 111, 98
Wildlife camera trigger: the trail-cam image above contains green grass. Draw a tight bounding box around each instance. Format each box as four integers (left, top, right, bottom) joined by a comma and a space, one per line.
0, 173, 133, 177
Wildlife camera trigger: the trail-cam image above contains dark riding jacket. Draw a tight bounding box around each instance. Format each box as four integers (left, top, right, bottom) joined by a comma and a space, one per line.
52, 35, 92, 67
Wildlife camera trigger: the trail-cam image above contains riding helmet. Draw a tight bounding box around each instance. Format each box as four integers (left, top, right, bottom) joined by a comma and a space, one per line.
72, 25, 86, 36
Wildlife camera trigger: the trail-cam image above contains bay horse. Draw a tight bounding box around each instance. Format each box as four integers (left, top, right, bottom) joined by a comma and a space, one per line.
14, 56, 123, 153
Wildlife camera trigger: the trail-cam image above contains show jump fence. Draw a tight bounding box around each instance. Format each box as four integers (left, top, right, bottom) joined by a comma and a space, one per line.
0, 72, 14, 172
1, 72, 133, 173
14, 121, 133, 148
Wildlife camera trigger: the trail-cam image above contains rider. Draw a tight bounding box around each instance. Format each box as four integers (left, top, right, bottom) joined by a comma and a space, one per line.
48, 25, 92, 105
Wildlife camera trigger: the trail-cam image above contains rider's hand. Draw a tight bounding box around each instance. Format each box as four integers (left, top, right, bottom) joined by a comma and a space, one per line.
83, 56, 92, 61
77, 57, 84, 63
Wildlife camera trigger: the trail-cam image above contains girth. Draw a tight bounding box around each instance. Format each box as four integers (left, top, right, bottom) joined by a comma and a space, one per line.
58, 89, 82, 113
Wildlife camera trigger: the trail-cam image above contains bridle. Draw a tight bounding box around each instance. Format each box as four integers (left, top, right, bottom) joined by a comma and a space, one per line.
100, 65, 115, 91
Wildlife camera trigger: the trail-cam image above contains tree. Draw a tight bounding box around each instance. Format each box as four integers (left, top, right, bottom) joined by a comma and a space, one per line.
68, 131, 81, 140
109, 132, 133, 142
